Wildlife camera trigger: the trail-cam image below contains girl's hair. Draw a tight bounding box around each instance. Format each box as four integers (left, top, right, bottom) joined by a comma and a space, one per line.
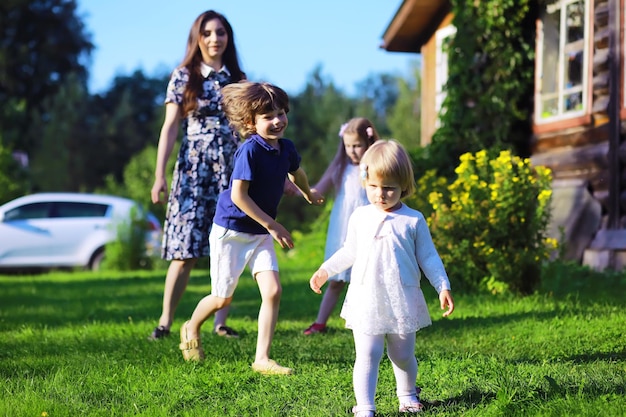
179, 10, 245, 115
328, 117, 379, 190
360, 139, 416, 198
220, 82, 290, 138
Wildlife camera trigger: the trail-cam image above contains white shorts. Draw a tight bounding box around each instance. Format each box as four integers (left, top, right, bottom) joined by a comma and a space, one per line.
209, 224, 278, 298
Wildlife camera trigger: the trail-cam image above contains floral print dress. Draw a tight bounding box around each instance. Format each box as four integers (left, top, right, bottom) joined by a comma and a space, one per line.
162, 66, 239, 260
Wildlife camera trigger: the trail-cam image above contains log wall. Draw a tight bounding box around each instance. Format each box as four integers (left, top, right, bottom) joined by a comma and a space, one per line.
531, 0, 625, 222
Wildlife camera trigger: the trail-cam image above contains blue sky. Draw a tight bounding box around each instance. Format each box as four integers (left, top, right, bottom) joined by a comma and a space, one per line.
77, 0, 420, 96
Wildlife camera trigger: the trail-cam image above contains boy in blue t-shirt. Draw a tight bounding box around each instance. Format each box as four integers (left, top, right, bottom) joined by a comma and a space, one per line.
178, 81, 324, 375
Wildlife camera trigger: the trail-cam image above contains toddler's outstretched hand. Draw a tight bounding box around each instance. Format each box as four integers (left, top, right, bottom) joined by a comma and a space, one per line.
309, 269, 329, 294
439, 290, 455, 317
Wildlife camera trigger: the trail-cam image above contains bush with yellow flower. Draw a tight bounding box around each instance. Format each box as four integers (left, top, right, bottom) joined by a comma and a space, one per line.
406, 149, 557, 295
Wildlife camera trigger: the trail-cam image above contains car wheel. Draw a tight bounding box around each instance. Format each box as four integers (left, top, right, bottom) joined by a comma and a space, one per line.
90, 249, 105, 271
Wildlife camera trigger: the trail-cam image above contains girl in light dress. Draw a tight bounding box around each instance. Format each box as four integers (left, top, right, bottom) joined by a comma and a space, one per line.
309, 140, 455, 416
303, 118, 379, 335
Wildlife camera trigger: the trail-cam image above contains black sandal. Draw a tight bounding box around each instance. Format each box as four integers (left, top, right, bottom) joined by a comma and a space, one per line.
148, 325, 170, 340
215, 325, 239, 338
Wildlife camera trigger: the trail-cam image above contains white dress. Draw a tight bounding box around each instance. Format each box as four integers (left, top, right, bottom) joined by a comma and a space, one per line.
320, 204, 451, 335
324, 164, 369, 282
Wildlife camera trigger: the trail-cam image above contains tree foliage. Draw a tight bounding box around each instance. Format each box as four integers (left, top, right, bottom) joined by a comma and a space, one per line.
29, 73, 87, 191
0, 0, 93, 153
353, 72, 401, 136
0, 2, 419, 234
0, 137, 29, 204
387, 62, 422, 151
425, 0, 538, 178
86, 71, 168, 186
278, 66, 356, 232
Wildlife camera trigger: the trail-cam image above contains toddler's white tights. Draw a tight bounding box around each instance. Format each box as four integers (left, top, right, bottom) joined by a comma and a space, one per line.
352, 331, 419, 413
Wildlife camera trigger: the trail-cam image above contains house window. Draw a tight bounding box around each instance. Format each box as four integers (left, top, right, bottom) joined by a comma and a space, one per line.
536, 0, 589, 122
435, 25, 457, 127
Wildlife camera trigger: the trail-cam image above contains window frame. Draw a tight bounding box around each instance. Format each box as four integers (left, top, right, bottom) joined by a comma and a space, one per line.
534, 0, 592, 128
434, 24, 457, 128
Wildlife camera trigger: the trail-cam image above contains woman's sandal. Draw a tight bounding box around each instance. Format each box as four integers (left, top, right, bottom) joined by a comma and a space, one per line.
179, 320, 205, 361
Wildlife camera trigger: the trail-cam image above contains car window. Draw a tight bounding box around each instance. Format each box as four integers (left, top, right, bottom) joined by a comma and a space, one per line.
53, 202, 109, 218
4, 202, 53, 221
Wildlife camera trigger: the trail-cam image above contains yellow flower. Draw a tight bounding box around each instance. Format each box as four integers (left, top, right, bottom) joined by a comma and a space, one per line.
459, 153, 474, 163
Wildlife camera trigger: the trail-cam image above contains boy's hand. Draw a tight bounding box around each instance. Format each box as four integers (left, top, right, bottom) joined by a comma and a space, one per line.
309, 269, 329, 294
283, 179, 302, 196
439, 290, 455, 317
267, 220, 294, 249
304, 188, 325, 205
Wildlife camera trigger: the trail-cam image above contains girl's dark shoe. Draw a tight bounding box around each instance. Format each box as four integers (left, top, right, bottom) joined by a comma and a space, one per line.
303, 323, 327, 335
148, 325, 170, 340
215, 325, 239, 338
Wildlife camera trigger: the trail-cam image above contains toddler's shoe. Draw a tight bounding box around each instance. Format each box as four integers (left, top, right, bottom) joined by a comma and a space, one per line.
148, 325, 170, 340
351, 406, 375, 417
179, 320, 205, 362
303, 322, 327, 335
399, 387, 424, 413
214, 325, 239, 338
251, 359, 293, 375
399, 401, 423, 413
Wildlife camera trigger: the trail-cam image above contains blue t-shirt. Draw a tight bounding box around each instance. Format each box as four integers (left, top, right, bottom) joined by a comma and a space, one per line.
213, 134, 301, 234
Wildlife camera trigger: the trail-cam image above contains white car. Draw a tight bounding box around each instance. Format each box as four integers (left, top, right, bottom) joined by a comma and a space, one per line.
0, 193, 162, 271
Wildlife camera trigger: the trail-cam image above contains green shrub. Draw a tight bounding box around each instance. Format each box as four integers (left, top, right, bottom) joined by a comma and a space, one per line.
278, 198, 332, 269
423, 149, 556, 295
429, 0, 537, 179
102, 207, 154, 271
405, 168, 449, 220
0, 139, 30, 204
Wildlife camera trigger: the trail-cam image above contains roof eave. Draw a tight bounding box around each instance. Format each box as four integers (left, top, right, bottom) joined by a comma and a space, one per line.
381, 0, 452, 52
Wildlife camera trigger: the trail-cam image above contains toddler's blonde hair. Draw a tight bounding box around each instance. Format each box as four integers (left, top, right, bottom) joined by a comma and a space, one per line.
360, 139, 416, 198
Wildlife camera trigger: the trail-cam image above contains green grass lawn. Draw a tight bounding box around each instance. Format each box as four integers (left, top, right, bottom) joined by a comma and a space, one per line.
1, 253, 625, 416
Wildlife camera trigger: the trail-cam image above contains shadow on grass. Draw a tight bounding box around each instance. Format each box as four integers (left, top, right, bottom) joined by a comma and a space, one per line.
0, 267, 339, 329
2, 264, 624, 340
373, 379, 626, 416
0, 268, 610, 332
503, 349, 626, 365
0, 274, 169, 328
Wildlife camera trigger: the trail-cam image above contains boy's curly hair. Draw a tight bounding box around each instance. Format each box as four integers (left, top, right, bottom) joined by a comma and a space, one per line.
221, 81, 290, 138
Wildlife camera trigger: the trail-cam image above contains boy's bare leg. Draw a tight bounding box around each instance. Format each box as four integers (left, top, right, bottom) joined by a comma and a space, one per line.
253, 270, 282, 363
185, 295, 231, 339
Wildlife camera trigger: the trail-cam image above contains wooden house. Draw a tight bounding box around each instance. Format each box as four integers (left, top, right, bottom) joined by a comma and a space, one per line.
381, 0, 626, 270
